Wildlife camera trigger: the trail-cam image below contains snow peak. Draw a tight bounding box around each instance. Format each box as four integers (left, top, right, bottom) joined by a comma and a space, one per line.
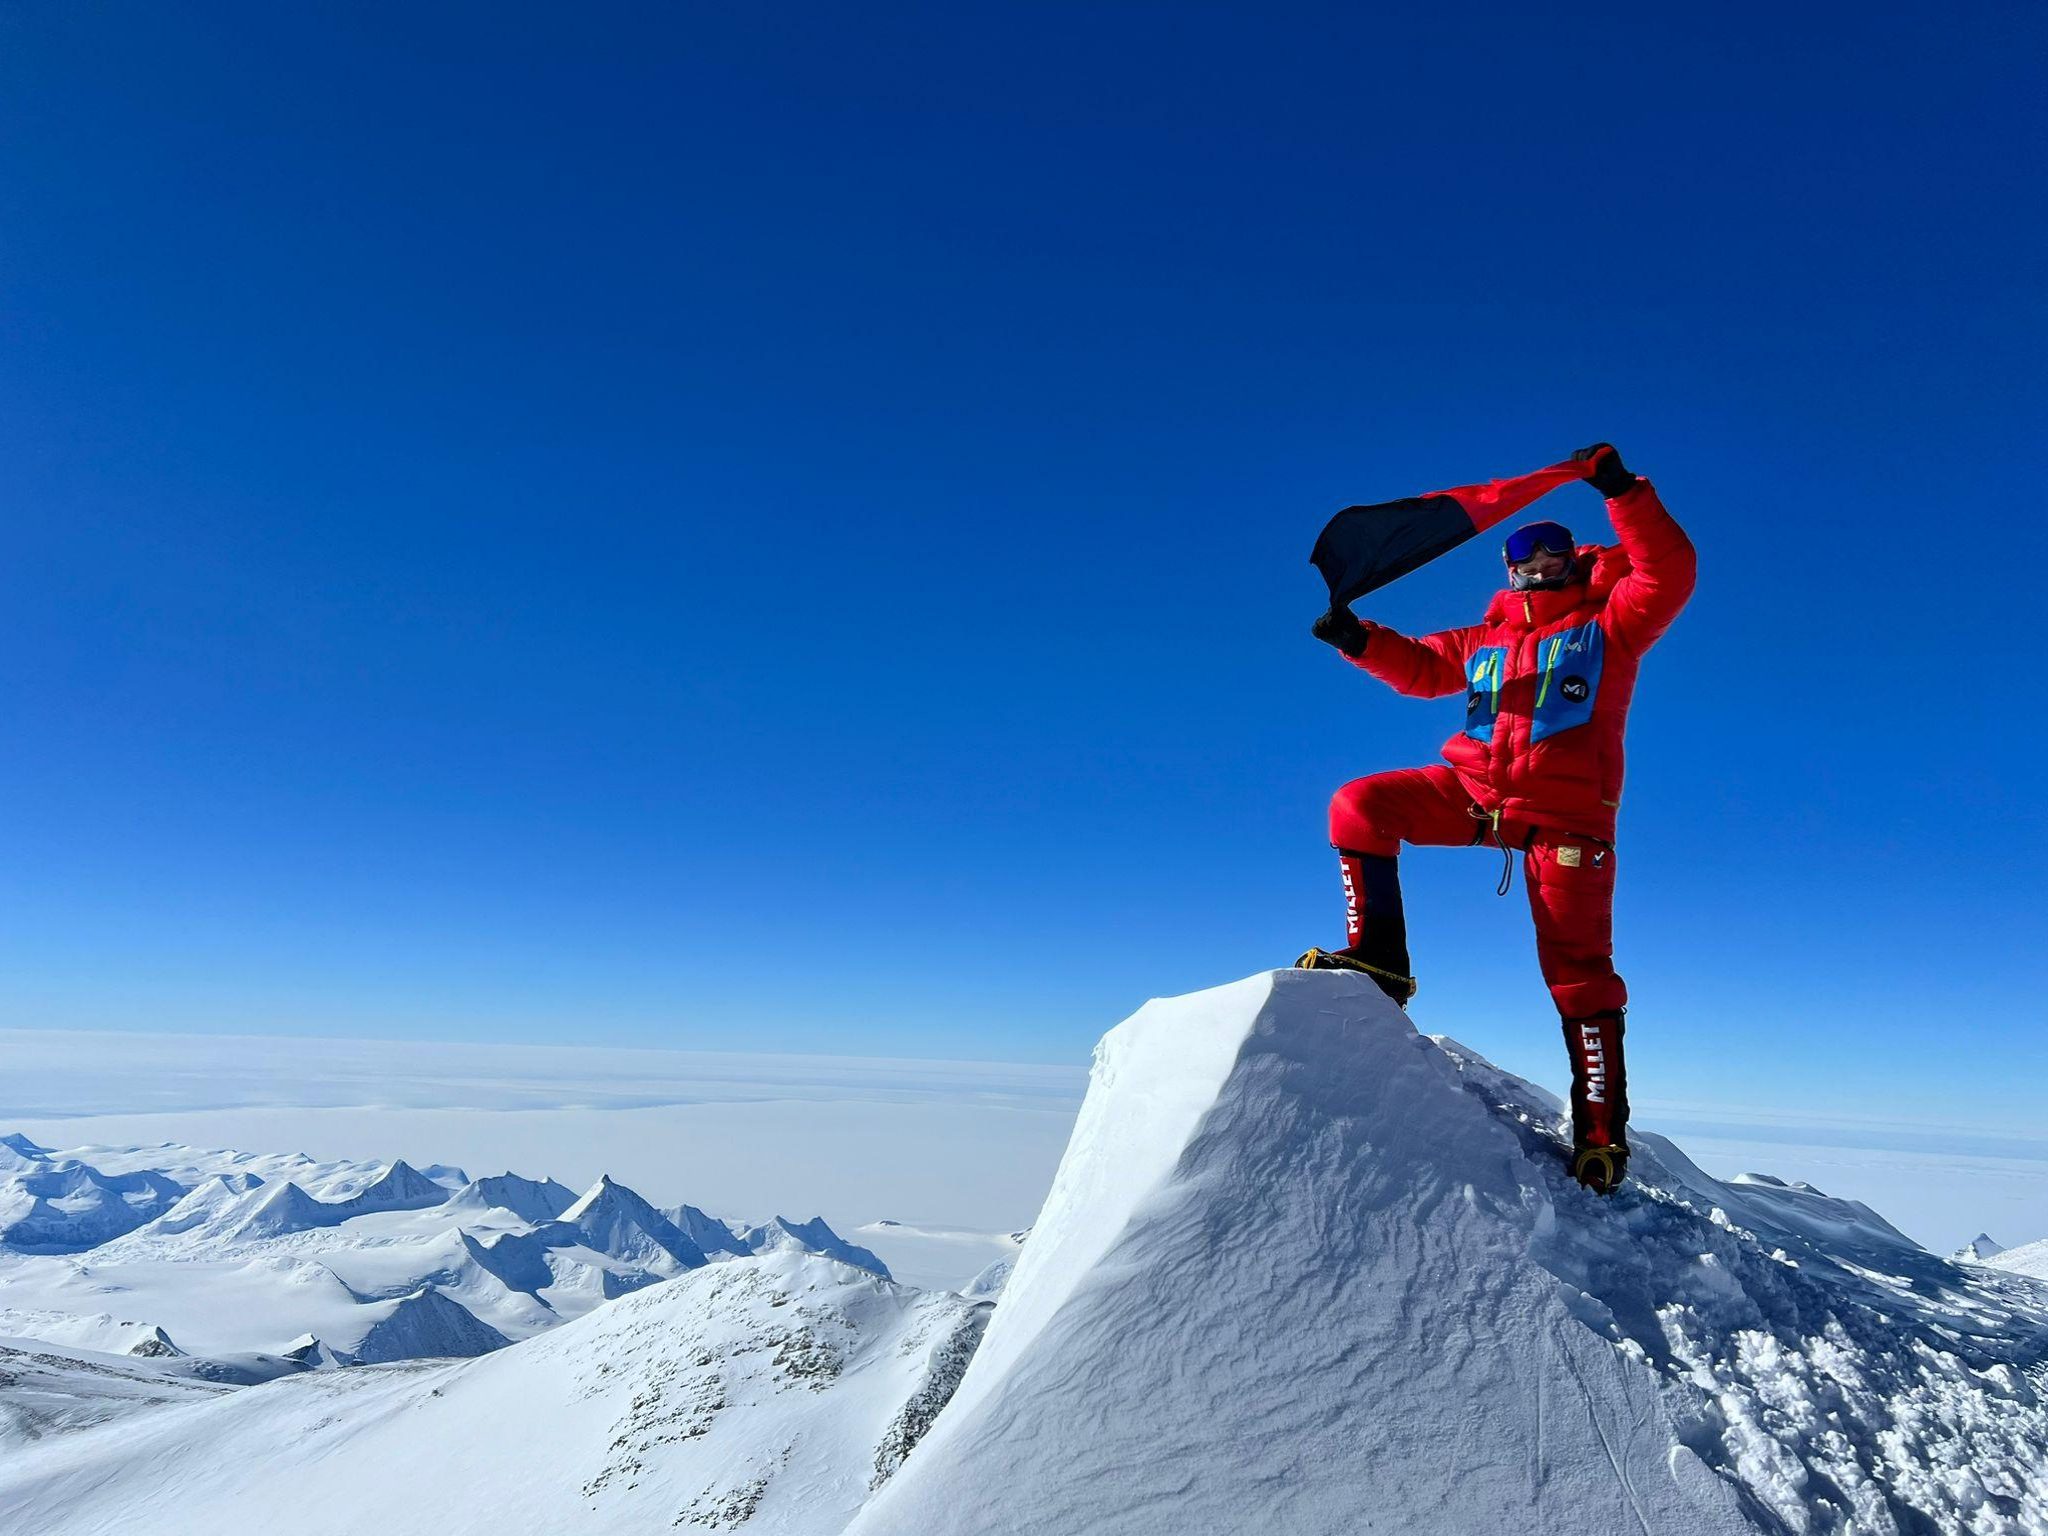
1577, 1018, 1608, 1104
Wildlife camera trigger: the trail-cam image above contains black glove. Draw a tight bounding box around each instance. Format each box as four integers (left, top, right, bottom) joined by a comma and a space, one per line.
1573, 442, 1638, 499
1312, 605, 1372, 658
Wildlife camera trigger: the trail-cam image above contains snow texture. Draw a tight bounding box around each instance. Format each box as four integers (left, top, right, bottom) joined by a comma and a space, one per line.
0, 1335, 233, 1449
850, 970, 2048, 1536
0, 1248, 983, 1536
1993, 1238, 2048, 1281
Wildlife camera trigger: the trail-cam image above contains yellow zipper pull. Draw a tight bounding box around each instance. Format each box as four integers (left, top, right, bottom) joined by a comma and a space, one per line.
1534, 636, 1562, 708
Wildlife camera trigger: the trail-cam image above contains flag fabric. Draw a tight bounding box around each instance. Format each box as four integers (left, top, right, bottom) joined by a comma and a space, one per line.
1309, 458, 1592, 607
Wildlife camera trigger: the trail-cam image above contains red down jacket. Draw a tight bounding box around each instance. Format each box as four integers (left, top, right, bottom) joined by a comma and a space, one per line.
1349, 480, 1695, 841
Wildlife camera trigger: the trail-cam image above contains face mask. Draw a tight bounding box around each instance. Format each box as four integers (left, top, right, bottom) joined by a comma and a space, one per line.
1508, 556, 1581, 592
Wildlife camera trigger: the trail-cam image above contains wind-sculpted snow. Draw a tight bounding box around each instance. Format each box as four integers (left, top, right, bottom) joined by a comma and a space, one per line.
850, 970, 2048, 1536
0, 1248, 987, 1536
1444, 1040, 2048, 1534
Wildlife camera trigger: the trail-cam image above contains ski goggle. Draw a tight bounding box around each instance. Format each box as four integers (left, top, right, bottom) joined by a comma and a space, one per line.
1502, 521, 1575, 565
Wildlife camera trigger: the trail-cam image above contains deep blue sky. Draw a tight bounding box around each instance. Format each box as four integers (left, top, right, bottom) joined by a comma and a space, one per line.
1, 3, 2041, 1131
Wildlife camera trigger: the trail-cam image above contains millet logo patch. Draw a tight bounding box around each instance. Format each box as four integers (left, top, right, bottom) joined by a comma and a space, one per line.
1579, 1020, 1608, 1105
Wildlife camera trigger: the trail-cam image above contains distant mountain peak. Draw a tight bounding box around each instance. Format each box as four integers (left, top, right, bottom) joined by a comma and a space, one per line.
450, 1172, 577, 1224
341, 1285, 509, 1365
352, 1160, 448, 1208
558, 1175, 709, 1272
732, 1216, 891, 1280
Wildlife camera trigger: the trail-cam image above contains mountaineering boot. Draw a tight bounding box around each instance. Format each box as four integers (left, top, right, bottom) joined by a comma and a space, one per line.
1561, 1009, 1630, 1194
1293, 946, 1417, 1007
1569, 1142, 1630, 1196
1295, 849, 1416, 1006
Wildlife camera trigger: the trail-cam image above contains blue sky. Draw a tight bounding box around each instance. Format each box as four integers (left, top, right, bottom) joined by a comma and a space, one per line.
1, 3, 2041, 1133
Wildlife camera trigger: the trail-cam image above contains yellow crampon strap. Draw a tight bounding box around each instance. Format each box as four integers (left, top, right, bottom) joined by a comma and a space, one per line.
1570, 1145, 1629, 1196
1292, 949, 1419, 1000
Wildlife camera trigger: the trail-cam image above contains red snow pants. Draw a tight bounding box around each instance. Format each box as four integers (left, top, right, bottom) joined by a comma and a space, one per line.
1329, 765, 1630, 1146
1328, 765, 1627, 1019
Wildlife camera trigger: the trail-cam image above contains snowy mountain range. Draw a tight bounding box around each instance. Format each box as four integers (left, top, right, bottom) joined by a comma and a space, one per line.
4, 973, 2046, 1533
0, 1131, 887, 1379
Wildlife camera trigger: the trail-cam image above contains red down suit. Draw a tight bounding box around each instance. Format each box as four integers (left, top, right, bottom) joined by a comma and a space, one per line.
1329, 478, 1694, 1045
1343, 478, 1694, 842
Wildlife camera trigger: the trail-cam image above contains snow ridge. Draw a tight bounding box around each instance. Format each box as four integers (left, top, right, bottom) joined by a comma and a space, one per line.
850, 970, 2048, 1536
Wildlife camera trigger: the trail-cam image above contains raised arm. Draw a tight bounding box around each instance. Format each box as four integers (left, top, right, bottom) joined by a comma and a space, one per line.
1598, 474, 1695, 655
1573, 444, 1695, 653
1313, 606, 1480, 698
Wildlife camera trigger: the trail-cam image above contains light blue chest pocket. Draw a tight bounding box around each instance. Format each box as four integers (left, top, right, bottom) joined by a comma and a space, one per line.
1463, 646, 1507, 743
1529, 620, 1604, 742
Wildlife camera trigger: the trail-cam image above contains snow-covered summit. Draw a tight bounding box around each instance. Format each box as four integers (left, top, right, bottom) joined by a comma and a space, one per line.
733, 1216, 892, 1278
850, 970, 2048, 1536
1958, 1231, 2010, 1263
445, 1172, 577, 1224
554, 1173, 710, 1273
